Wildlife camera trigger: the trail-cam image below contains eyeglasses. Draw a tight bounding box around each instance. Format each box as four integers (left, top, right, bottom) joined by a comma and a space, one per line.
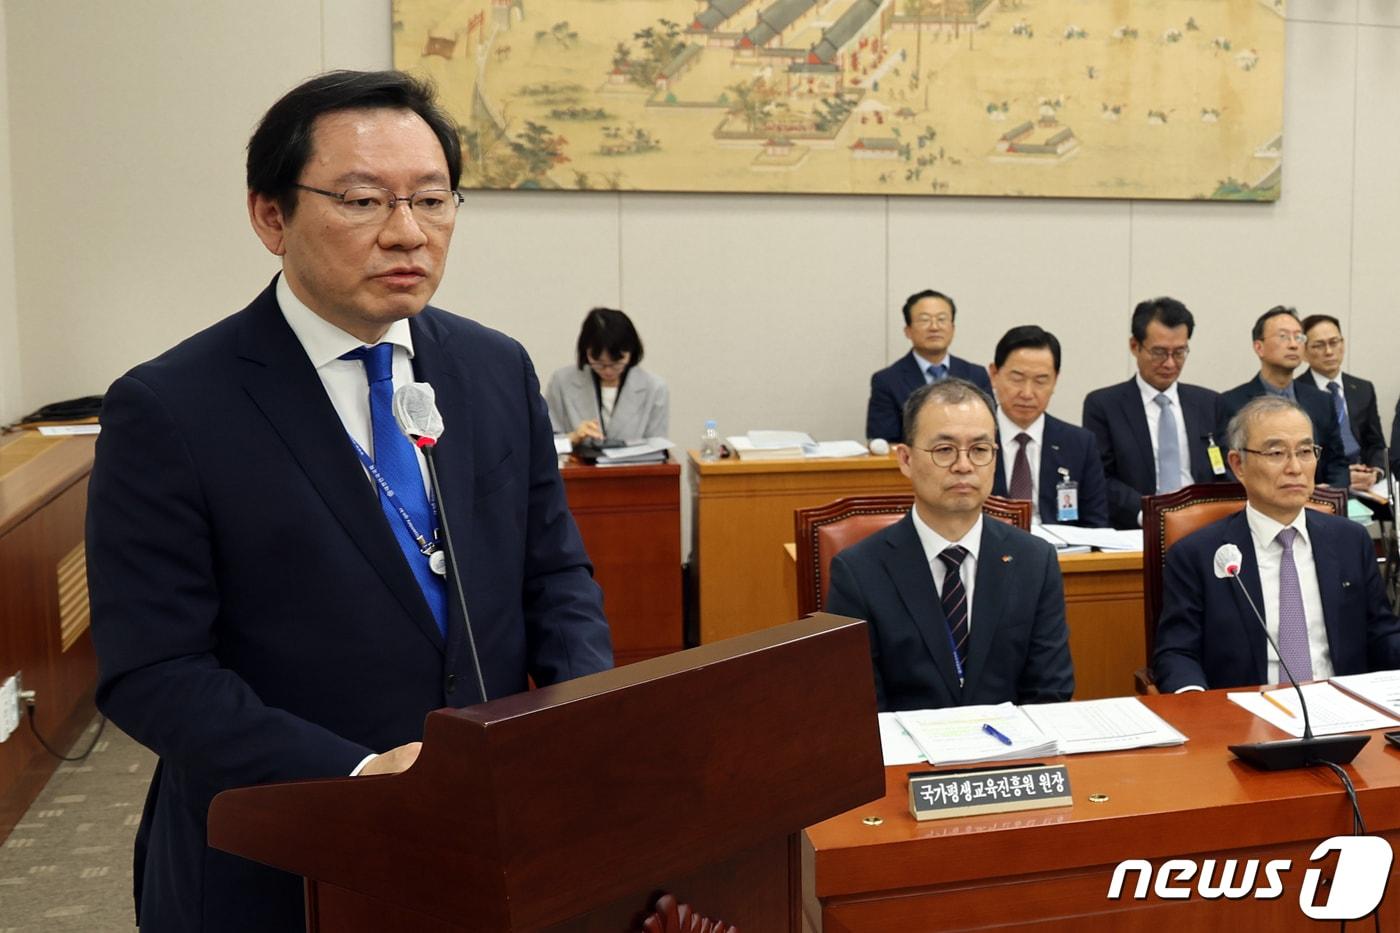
1240, 445, 1321, 465
1143, 347, 1190, 363
587, 353, 630, 373
294, 184, 464, 226
1308, 337, 1344, 351
1269, 332, 1307, 345
910, 314, 953, 329
914, 442, 998, 467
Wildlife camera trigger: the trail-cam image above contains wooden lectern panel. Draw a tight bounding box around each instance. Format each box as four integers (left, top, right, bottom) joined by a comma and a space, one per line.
210, 614, 884, 932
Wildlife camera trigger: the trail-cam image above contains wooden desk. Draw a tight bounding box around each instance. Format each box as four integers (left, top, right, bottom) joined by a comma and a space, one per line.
1059, 550, 1144, 699
689, 452, 907, 644
0, 433, 98, 840
804, 689, 1400, 931
779, 544, 1145, 701
561, 458, 682, 665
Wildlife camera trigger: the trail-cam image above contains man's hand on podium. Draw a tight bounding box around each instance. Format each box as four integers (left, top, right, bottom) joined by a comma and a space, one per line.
358, 741, 423, 776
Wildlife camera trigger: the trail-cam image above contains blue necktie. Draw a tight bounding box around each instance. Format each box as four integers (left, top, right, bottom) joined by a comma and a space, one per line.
926, 363, 948, 384
938, 546, 970, 682
1327, 381, 1362, 463
1154, 394, 1182, 493
341, 344, 448, 637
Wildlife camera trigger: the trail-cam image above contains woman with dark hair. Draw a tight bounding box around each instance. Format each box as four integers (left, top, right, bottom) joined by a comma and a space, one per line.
545, 307, 669, 445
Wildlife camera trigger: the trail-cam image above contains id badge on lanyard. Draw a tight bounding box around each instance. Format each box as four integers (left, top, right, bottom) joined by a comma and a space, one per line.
1055, 467, 1079, 522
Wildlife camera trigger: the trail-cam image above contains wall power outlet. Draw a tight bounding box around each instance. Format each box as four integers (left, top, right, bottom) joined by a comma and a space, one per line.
0, 672, 21, 743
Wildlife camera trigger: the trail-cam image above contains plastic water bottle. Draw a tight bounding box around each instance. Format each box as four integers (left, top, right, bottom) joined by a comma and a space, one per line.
700, 419, 721, 461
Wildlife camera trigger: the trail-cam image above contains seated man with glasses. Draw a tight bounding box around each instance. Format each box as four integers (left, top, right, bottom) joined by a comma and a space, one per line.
1298, 314, 1387, 495
1082, 297, 1229, 529
1220, 306, 1350, 489
85, 71, 612, 933
865, 289, 992, 443
827, 378, 1074, 712
1152, 396, 1400, 692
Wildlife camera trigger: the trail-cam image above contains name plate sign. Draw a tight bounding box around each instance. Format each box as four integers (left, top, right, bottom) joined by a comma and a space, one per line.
909, 764, 1072, 821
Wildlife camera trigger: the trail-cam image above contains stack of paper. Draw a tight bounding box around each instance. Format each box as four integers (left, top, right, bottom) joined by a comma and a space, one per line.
726, 430, 813, 460
1227, 682, 1400, 737
1021, 697, 1186, 755
596, 438, 672, 466
894, 704, 1058, 766
1332, 670, 1400, 717
1040, 525, 1144, 552
803, 440, 872, 459
1030, 526, 1091, 554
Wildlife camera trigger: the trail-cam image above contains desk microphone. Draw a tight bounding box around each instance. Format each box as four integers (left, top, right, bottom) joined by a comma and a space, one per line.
393, 382, 489, 706
1212, 543, 1368, 770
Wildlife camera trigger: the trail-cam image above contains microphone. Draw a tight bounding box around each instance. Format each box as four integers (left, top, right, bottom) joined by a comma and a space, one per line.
868, 438, 890, 456
1211, 543, 1368, 770
393, 383, 489, 706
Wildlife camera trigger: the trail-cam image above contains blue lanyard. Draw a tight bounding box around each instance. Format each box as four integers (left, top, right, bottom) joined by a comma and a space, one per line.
945, 622, 965, 687
345, 433, 440, 556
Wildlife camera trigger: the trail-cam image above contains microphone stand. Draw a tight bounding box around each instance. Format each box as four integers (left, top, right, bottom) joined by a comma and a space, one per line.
1225, 572, 1368, 771
418, 438, 489, 706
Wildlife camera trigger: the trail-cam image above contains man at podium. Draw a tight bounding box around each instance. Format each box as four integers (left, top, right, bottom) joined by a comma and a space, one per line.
828, 378, 1074, 711
86, 71, 612, 933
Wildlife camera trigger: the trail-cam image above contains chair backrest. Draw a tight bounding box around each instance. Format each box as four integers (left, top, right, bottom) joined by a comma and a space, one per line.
795, 494, 1032, 617
1140, 482, 1347, 664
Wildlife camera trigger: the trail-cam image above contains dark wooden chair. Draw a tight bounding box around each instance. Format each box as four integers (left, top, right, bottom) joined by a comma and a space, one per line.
1136, 482, 1348, 693
794, 494, 1032, 618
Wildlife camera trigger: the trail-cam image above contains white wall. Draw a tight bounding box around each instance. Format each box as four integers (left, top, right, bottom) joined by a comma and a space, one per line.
0, 2, 20, 426
5, 1, 1398, 456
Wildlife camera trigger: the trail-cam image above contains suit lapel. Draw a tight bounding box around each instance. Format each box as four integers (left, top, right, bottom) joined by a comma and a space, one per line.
1038, 416, 1065, 522
882, 517, 963, 698
1225, 513, 1269, 681
409, 310, 477, 656
1116, 381, 1155, 487
1178, 388, 1212, 481
236, 284, 446, 653
961, 520, 1010, 694
897, 354, 925, 398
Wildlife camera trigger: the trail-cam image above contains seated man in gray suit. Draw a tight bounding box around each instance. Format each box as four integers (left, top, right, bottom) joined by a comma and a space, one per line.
827, 378, 1075, 712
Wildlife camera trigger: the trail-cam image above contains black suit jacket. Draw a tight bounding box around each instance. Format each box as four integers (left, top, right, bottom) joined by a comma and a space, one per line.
991, 413, 1110, 528
826, 513, 1074, 711
87, 280, 613, 933
1082, 378, 1229, 529
1299, 368, 1386, 470
1219, 376, 1351, 488
1152, 509, 1400, 691
866, 351, 992, 442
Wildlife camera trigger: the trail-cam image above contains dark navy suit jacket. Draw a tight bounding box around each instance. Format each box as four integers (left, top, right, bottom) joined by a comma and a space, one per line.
866, 351, 991, 442
86, 280, 613, 933
1152, 509, 1400, 692
1082, 378, 1229, 529
1299, 368, 1386, 470
991, 413, 1110, 528
826, 513, 1074, 711
1219, 375, 1350, 488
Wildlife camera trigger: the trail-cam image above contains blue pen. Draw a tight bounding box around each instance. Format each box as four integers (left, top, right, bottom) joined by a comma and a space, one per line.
982, 723, 1013, 746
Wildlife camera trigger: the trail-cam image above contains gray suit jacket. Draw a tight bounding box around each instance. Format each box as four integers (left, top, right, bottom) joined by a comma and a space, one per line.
545, 364, 669, 442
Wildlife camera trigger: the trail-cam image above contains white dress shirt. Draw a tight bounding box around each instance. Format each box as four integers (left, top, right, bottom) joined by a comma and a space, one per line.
910, 509, 983, 631
912, 349, 951, 382
1245, 504, 1333, 685
1136, 374, 1193, 491
276, 275, 428, 776
996, 410, 1044, 524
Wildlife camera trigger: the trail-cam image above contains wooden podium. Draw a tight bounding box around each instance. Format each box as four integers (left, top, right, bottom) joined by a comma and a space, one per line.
208, 614, 883, 932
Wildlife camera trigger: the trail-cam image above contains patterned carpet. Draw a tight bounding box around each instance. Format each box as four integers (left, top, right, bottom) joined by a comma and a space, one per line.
0, 716, 152, 932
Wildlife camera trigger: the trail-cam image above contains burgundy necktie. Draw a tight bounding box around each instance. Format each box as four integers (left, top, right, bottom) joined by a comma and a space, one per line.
1009, 432, 1033, 501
